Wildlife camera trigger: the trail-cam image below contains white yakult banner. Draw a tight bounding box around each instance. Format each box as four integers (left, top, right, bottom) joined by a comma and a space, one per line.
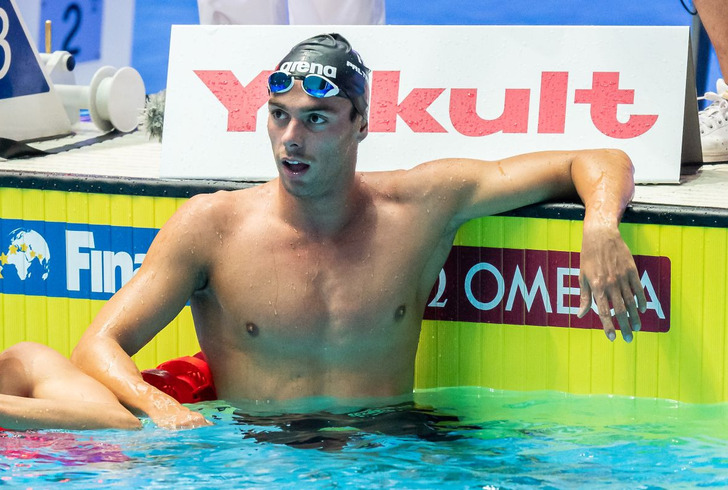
162, 25, 699, 183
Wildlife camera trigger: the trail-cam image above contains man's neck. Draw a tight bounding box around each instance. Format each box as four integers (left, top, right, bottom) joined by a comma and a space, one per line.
276, 176, 367, 237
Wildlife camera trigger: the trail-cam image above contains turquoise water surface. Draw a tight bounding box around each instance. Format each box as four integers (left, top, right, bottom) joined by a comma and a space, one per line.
2, 387, 728, 488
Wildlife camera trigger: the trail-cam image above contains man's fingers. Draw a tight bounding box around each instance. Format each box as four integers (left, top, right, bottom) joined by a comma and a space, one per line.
610, 292, 633, 343
622, 283, 641, 332
629, 269, 647, 313
625, 298, 641, 334
581, 261, 645, 343
578, 276, 593, 319
175, 412, 212, 429
594, 292, 617, 341
155, 409, 212, 430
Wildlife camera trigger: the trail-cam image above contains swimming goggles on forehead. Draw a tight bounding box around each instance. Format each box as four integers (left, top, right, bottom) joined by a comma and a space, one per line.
268, 70, 341, 99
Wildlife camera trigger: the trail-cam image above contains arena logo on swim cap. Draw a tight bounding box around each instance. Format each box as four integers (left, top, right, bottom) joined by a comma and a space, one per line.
279, 61, 337, 79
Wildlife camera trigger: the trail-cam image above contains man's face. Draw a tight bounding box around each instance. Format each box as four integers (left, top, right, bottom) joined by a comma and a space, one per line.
267, 81, 368, 199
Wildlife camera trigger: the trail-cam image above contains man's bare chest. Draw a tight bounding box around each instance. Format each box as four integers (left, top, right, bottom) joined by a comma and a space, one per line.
192, 240, 424, 372
209, 236, 416, 332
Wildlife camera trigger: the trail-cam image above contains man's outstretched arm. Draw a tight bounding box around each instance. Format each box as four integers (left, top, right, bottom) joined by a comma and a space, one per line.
411, 148, 646, 341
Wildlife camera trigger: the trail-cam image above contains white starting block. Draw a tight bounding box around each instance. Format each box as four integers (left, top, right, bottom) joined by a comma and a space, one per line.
0, 0, 144, 142
0, 0, 71, 141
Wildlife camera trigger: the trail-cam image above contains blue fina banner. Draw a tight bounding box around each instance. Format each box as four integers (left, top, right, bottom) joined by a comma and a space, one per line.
0, 218, 158, 301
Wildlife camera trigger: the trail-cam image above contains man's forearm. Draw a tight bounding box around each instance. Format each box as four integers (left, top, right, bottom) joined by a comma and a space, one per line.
71, 336, 181, 419
571, 149, 635, 226
568, 148, 645, 341
71, 336, 211, 429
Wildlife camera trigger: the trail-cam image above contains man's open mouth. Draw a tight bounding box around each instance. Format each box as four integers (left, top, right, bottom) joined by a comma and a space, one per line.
283, 159, 311, 174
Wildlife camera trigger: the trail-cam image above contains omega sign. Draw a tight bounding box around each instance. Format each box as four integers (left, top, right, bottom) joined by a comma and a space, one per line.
424, 246, 670, 332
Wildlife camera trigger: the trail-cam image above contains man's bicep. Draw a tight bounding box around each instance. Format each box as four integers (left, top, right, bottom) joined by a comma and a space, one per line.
90, 265, 197, 354
83, 203, 210, 354
447, 152, 577, 224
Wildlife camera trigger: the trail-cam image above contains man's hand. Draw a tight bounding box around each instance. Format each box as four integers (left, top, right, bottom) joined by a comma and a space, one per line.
577, 223, 646, 342
149, 405, 212, 430
145, 394, 213, 429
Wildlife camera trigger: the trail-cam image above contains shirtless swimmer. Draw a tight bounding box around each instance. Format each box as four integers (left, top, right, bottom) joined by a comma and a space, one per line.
72, 33, 646, 429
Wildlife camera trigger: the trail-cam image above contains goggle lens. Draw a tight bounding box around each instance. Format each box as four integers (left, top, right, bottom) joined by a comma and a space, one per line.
268, 71, 340, 98
301, 75, 339, 98
268, 71, 294, 94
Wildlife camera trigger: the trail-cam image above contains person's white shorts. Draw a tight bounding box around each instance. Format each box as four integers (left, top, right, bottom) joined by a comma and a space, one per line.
197, 0, 386, 25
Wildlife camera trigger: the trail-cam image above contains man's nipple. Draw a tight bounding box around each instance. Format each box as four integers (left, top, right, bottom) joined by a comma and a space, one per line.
246, 322, 259, 337
394, 305, 406, 321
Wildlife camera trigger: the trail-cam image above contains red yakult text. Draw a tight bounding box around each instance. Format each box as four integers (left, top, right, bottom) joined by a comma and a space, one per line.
195, 70, 658, 139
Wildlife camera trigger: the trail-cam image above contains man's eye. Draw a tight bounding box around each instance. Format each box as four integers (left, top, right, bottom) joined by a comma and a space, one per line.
309, 114, 327, 124
271, 109, 286, 119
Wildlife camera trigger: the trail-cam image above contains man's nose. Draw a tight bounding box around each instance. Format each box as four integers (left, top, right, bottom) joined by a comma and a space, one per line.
282, 118, 305, 150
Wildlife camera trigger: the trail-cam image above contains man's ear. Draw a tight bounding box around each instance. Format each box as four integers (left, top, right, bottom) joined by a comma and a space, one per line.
357, 118, 369, 142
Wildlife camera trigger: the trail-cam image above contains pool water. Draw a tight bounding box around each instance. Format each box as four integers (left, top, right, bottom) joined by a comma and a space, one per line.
2, 387, 728, 488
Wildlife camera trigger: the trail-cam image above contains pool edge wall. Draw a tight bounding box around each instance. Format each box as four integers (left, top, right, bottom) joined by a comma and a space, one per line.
416, 211, 726, 404
0, 172, 725, 404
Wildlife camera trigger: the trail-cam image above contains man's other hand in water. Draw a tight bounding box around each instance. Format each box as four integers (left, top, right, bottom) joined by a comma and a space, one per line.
150, 405, 212, 429
132, 383, 213, 429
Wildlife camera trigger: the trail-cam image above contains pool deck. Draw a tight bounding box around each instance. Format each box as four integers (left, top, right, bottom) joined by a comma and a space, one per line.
1, 126, 727, 212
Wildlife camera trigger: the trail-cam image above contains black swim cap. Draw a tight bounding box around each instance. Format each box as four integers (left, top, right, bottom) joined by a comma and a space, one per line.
276, 33, 370, 119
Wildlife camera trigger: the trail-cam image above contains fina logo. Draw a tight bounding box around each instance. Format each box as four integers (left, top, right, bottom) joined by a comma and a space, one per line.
0, 220, 157, 300
0, 228, 51, 284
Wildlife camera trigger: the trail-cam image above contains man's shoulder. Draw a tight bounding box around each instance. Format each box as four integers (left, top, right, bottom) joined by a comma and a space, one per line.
188, 184, 259, 203
167, 184, 274, 234
182, 184, 267, 218
360, 160, 456, 200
